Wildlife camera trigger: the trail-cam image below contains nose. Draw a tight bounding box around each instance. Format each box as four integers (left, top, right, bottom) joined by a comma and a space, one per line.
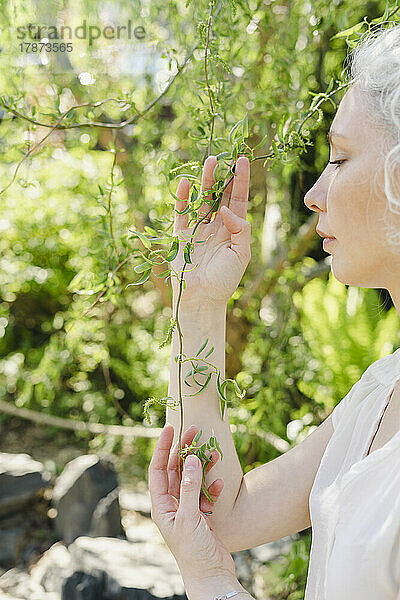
303, 173, 327, 213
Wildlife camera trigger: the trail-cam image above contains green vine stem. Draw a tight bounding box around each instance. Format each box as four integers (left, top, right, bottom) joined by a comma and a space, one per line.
139, 8, 353, 506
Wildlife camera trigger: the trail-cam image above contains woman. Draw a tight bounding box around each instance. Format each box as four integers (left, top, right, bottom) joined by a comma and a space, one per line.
148, 23, 400, 600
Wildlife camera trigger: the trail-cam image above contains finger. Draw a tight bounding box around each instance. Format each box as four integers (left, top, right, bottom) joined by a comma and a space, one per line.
219, 160, 234, 210
204, 450, 220, 476
148, 424, 175, 504
173, 178, 190, 234
197, 155, 217, 222
168, 430, 220, 499
168, 425, 199, 498
229, 156, 250, 219
179, 454, 202, 519
219, 205, 251, 264
200, 478, 224, 513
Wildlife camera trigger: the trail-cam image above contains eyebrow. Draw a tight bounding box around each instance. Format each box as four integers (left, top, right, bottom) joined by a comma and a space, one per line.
327, 130, 348, 145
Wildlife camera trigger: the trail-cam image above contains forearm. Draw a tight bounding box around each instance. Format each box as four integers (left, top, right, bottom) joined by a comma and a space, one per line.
166, 302, 243, 529
182, 571, 254, 600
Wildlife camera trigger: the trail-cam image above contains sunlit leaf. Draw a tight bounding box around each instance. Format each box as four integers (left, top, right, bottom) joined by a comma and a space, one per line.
165, 236, 179, 262
129, 229, 152, 249
126, 269, 152, 286
195, 337, 209, 356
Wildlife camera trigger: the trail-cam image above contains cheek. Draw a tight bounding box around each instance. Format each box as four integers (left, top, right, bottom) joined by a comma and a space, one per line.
327, 164, 372, 223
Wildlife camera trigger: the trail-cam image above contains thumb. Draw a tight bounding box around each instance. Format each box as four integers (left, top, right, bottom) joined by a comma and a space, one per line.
220, 205, 251, 262
179, 454, 202, 519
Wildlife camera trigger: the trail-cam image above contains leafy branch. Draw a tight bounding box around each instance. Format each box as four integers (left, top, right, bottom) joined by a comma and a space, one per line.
0, 40, 198, 131
131, 8, 356, 503
0, 40, 200, 198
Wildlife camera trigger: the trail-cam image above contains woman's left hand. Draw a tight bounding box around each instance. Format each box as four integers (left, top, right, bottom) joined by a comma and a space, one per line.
148, 423, 236, 582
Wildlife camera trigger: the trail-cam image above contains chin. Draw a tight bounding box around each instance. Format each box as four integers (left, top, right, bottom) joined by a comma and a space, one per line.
331, 260, 377, 288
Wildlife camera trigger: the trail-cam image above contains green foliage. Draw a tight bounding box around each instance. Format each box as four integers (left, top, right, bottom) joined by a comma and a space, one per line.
293, 273, 400, 406
0, 0, 399, 596
261, 533, 311, 600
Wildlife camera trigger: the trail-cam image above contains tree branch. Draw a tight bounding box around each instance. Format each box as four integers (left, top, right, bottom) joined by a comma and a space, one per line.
1, 42, 200, 131
0, 399, 290, 452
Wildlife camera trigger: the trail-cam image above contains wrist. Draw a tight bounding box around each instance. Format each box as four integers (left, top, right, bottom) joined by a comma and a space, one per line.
182, 571, 252, 600
174, 300, 227, 320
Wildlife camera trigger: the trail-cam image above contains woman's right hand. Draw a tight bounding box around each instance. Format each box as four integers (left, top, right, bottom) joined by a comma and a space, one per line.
170, 155, 251, 310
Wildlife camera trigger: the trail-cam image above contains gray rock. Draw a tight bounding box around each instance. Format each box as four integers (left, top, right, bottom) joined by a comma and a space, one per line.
124, 519, 161, 545
89, 488, 125, 539
249, 535, 294, 563
0, 453, 51, 518
119, 490, 151, 517
61, 569, 107, 600
30, 542, 73, 595
67, 536, 186, 599
52, 455, 119, 544
0, 528, 24, 565
0, 567, 58, 600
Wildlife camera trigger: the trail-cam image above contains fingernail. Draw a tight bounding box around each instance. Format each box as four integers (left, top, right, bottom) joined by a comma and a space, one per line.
185, 455, 199, 469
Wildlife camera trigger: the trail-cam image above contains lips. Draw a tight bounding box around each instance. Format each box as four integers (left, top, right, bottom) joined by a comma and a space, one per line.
316, 228, 336, 239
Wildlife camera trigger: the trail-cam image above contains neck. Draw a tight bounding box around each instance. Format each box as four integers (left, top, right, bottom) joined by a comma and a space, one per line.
389, 288, 400, 321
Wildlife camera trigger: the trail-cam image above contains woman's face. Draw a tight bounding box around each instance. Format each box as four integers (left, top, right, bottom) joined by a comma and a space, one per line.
304, 83, 400, 292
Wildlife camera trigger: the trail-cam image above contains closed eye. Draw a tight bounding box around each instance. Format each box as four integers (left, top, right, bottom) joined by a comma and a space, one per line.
328, 159, 345, 170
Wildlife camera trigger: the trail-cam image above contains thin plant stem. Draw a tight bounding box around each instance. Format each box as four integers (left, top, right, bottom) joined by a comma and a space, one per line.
205, 0, 216, 157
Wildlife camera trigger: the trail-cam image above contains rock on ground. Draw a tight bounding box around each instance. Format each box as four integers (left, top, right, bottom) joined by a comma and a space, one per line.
0, 453, 51, 518
52, 455, 122, 544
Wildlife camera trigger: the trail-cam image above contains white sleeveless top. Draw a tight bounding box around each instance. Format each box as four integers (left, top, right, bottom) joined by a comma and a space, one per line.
305, 348, 400, 600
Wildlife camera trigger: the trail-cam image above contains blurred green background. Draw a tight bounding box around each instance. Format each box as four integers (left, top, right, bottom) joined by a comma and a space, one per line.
0, 0, 399, 597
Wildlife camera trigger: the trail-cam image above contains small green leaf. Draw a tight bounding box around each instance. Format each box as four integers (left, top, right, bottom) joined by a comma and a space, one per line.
192, 364, 209, 373
192, 373, 203, 386
216, 152, 231, 161
234, 379, 245, 399
190, 187, 199, 204
165, 236, 179, 262
277, 114, 286, 143
214, 437, 224, 460
184, 368, 194, 385
241, 113, 249, 139
183, 242, 193, 264
196, 337, 209, 357
216, 372, 227, 420
204, 345, 214, 359
330, 21, 365, 40
228, 119, 243, 144
134, 261, 153, 273
186, 373, 212, 397
126, 268, 152, 286
154, 268, 171, 278
252, 133, 269, 150
193, 429, 202, 444
144, 226, 159, 236
175, 204, 191, 215
173, 173, 200, 181
129, 229, 152, 249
